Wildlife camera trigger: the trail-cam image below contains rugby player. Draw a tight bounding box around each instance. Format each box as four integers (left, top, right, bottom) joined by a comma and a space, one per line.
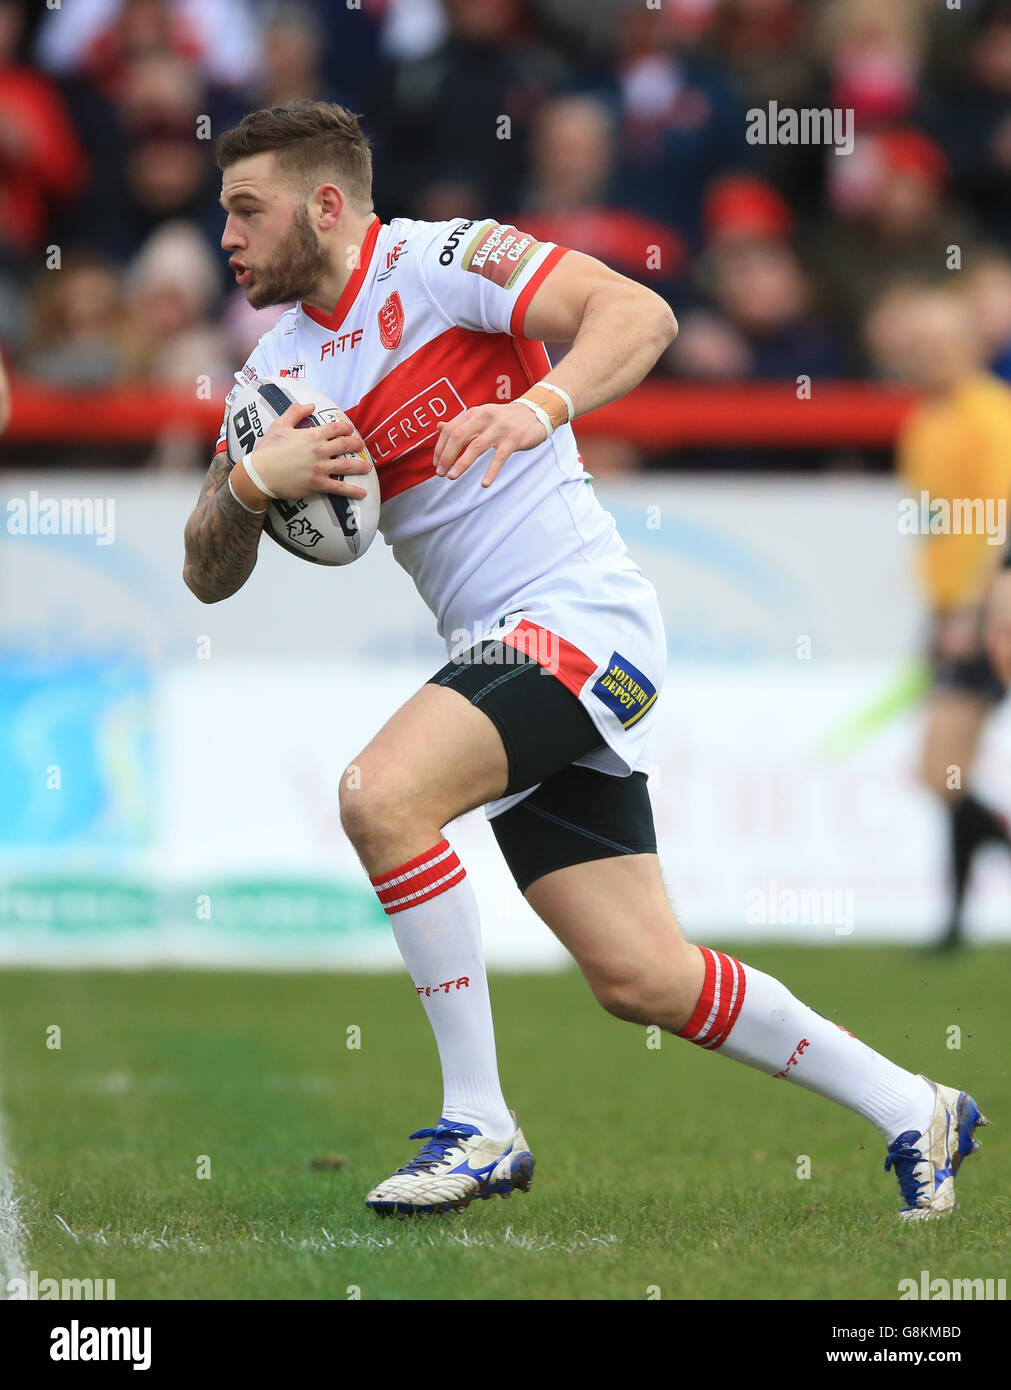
183, 101, 987, 1220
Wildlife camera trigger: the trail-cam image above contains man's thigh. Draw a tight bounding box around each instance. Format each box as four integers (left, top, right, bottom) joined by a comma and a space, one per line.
347, 638, 605, 832
349, 682, 510, 830
429, 638, 603, 798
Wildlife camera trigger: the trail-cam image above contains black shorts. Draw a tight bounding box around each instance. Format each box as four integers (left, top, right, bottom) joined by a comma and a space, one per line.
932, 651, 1007, 705
427, 639, 657, 893
928, 612, 1007, 704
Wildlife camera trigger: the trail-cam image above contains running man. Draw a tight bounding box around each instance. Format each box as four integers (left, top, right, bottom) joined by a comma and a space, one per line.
183, 101, 987, 1220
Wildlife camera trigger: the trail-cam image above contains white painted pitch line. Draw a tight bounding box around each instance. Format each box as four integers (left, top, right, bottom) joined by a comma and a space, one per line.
0, 1087, 29, 1296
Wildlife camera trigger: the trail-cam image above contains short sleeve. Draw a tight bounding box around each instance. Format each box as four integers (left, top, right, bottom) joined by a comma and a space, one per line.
213, 334, 278, 459
415, 218, 570, 338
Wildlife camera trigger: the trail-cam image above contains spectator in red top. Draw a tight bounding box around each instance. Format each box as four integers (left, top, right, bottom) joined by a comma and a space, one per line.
509, 94, 686, 292
0, 0, 88, 258
817, 126, 976, 354
670, 174, 847, 384
817, 0, 927, 128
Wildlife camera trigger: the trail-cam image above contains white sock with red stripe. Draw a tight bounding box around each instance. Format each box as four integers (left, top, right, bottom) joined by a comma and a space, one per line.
370, 839, 514, 1138
677, 948, 935, 1141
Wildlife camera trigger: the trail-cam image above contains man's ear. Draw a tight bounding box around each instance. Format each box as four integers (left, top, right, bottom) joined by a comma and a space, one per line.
316, 182, 345, 230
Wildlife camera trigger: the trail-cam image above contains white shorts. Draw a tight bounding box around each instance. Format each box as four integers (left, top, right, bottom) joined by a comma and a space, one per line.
477, 550, 667, 819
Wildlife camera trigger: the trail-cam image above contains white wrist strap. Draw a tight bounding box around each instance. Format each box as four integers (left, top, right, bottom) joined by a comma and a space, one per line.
241, 454, 278, 499
539, 381, 574, 422
228, 474, 268, 514
516, 396, 554, 439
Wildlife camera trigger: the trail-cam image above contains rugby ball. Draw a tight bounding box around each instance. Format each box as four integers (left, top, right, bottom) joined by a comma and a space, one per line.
225, 375, 380, 565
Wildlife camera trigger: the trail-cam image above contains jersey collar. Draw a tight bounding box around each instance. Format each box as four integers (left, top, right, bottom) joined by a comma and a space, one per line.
300, 214, 382, 331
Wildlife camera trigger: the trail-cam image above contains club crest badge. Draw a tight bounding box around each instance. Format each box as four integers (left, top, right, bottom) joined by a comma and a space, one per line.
378, 291, 404, 350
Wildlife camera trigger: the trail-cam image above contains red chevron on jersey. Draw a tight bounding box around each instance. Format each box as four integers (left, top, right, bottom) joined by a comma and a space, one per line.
677, 948, 747, 1050
344, 325, 545, 502
363, 375, 464, 466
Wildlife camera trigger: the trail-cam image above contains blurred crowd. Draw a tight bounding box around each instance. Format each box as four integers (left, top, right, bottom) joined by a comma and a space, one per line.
2, 0, 1011, 468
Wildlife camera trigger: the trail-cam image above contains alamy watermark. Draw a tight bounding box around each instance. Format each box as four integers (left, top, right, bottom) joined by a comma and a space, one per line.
7, 1270, 116, 1299
746, 102, 854, 157
745, 880, 855, 935
50, 1319, 150, 1371
898, 492, 1006, 546
6, 491, 116, 545
446, 621, 561, 674
899, 1269, 1006, 1301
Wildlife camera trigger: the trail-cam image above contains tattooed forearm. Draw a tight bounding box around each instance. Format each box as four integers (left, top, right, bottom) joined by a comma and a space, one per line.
183, 452, 266, 603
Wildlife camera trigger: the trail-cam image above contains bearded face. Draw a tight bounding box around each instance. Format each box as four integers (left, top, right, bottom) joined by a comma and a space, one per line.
246, 201, 329, 309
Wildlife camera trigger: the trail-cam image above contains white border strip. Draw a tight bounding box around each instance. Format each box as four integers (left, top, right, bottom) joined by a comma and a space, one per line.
0, 1086, 28, 1297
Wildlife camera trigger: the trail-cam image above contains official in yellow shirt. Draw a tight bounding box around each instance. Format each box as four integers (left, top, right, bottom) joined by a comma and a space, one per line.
899, 372, 1011, 619
890, 286, 1011, 947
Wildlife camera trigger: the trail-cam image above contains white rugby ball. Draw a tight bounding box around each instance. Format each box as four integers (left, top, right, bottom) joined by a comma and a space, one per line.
226, 375, 380, 565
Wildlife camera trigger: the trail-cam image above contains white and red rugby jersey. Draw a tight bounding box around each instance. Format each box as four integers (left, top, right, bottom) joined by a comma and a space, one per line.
217, 215, 666, 806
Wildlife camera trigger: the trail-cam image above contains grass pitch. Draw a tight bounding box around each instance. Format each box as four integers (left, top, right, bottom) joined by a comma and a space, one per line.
0, 946, 1007, 1300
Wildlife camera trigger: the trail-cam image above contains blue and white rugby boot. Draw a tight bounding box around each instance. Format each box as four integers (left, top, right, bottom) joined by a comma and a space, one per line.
884, 1077, 988, 1220
365, 1111, 534, 1217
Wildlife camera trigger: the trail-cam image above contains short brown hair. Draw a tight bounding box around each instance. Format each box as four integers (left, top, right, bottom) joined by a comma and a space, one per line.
216, 99, 373, 211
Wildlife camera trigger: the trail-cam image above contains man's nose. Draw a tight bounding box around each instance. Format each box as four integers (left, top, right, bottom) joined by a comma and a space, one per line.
221, 216, 244, 251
